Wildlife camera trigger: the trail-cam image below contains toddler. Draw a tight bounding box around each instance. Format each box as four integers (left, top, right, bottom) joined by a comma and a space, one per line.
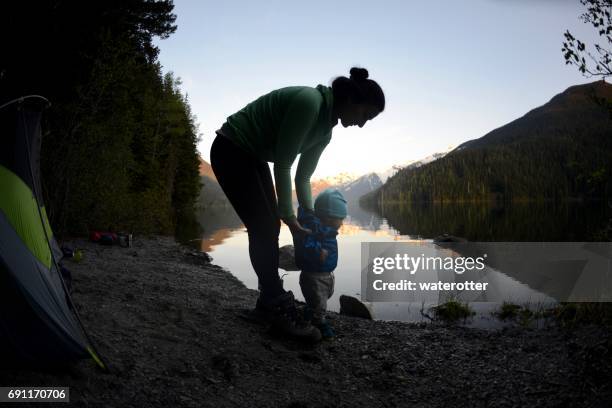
294, 188, 347, 339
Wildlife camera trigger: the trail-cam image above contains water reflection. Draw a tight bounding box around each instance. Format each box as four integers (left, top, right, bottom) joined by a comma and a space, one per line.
178, 202, 606, 327
376, 201, 612, 242
200, 228, 235, 253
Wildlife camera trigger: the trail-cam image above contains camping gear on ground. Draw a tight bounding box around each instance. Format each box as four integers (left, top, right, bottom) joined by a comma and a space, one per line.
73, 249, 83, 262
90, 231, 132, 247
60, 245, 83, 262
0, 96, 105, 368
90, 231, 117, 244
98, 234, 114, 246
117, 232, 132, 248
61, 245, 75, 258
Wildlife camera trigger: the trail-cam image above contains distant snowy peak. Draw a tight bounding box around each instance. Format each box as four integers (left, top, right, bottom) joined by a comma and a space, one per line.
304, 149, 453, 203
343, 173, 382, 192
377, 165, 406, 184
336, 173, 382, 203
309, 172, 359, 197
306, 172, 382, 204
320, 172, 359, 186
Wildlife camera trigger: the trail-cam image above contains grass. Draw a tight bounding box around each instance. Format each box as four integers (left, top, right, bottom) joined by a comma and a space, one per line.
421, 300, 612, 328
492, 301, 612, 328
545, 303, 612, 328
495, 302, 523, 320
492, 302, 541, 327
429, 299, 475, 323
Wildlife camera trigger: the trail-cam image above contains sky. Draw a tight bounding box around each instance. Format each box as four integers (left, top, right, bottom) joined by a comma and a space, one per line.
154, 0, 604, 179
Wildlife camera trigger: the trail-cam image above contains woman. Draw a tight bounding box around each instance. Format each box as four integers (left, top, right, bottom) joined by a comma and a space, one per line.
210, 67, 385, 339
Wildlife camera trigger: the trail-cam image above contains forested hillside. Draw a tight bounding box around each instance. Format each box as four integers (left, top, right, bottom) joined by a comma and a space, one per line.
362, 81, 612, 207
1, 1, 200, 235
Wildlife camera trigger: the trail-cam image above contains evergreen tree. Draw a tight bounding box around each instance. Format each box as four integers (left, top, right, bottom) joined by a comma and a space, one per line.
0, 1, 201, 235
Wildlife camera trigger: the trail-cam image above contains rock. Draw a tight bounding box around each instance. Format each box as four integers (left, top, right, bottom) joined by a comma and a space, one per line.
278, 245, 299, 271
339, 295, 373, 320
188, 251, 212, 263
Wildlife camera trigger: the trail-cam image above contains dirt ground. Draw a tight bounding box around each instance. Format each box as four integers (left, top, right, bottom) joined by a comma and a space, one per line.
1, 236, 611, 408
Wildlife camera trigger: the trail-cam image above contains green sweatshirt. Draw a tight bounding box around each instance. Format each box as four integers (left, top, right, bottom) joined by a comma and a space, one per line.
220, 85, 336, 219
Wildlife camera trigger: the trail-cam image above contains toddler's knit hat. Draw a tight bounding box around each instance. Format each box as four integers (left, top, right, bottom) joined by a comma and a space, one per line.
314, 189, 348, 219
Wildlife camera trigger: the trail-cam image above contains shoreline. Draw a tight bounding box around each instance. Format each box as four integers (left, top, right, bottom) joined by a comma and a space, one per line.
1, 236, 610, 407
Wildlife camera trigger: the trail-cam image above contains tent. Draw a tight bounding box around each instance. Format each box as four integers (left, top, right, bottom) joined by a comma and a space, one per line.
0, 96, 104, 368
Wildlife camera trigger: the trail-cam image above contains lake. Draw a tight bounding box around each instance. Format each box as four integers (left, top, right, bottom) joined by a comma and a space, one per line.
178, 201, 611, 328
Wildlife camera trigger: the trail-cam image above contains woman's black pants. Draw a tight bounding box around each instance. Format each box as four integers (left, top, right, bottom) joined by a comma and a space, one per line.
210, 134, 285, 301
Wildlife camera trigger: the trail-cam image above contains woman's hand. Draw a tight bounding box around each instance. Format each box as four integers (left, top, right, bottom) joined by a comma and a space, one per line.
283, 216, 312, 236
319, 248, 329, 263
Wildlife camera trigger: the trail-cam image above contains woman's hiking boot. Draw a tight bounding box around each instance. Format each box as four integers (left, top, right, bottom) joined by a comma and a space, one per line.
254, 291, 322, 343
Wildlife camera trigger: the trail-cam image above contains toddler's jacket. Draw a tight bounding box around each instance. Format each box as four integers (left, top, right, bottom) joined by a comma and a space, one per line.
293, 206, 339, 273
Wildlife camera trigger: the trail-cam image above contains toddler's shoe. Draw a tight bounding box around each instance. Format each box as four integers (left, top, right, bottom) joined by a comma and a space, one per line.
315, 321, 335, 340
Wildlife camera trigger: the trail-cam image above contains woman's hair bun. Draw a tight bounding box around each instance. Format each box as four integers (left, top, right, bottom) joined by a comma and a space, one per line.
349, 67, 369, 81
331, 66, 385, 111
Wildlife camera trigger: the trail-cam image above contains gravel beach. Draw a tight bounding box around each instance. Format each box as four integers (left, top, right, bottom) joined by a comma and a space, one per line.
1, 236, 611, 408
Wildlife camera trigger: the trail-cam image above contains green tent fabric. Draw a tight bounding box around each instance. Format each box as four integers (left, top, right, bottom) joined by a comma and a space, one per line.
0, 96, 104, 368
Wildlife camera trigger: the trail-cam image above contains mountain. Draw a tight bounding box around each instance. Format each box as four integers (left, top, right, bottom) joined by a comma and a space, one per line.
454, 80, 611, 152
309, 172, 360, 196
200, 156, 379, 209
362, 81, 612, 206
337, 173, 383, 204
198, 157, 230, 208
295, 172, 381, 205
376, 151, 449, 183
199, 157, 217, 181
